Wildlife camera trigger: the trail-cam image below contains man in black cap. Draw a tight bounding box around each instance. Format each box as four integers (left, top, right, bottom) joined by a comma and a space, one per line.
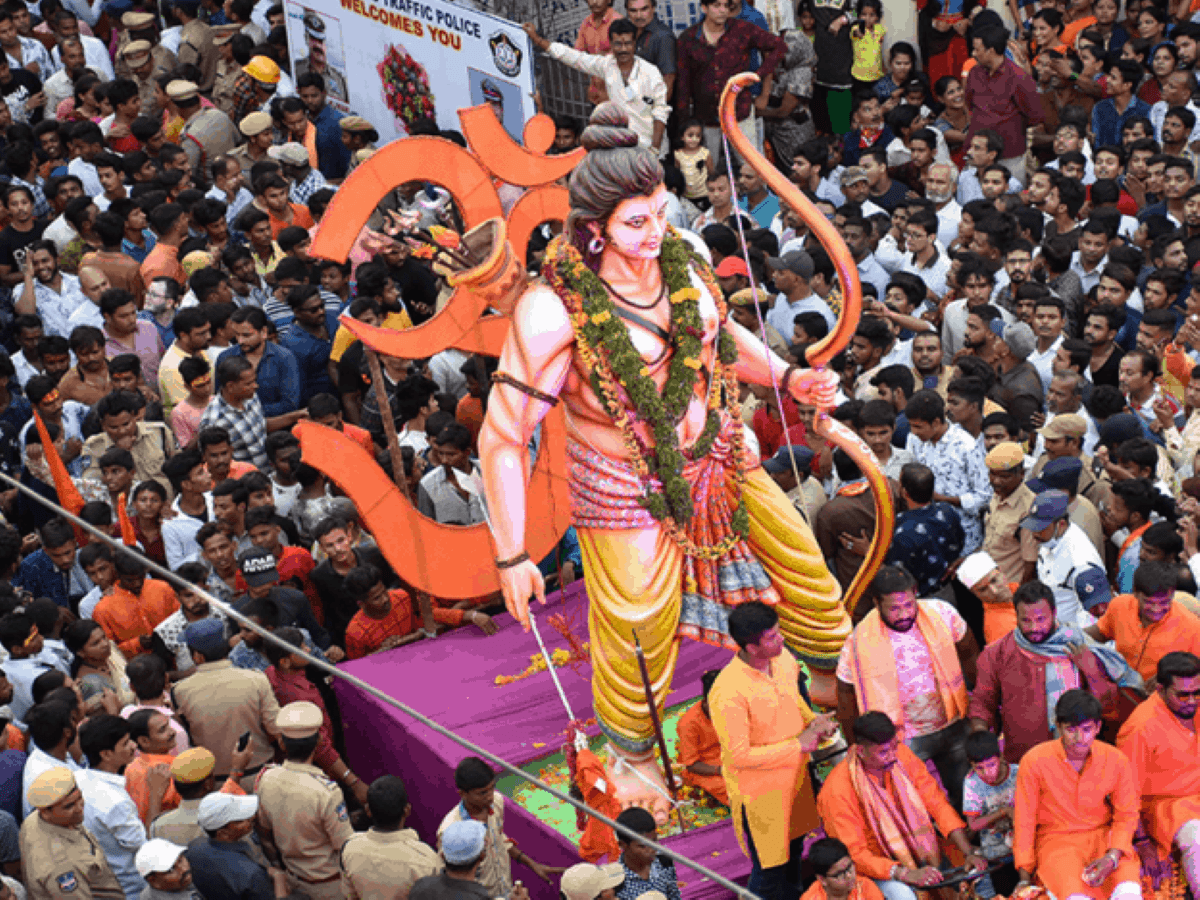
1027, 455, 1103, 554
765, 250, 835, 340
293, 12, 347, 103
762, 445, 823, 527
234, 548, 336, 658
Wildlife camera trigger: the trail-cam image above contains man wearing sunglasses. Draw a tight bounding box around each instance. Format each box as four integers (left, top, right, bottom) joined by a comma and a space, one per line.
1117, 651, 1200, 899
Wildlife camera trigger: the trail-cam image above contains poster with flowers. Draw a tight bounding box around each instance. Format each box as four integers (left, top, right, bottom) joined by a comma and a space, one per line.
285, 0, 535, 145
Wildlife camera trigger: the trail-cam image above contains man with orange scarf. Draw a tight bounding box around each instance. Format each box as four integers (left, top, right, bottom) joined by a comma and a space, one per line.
1013, 689, 1141, 900
817, 712, 987, 900
835, 565, 979, 808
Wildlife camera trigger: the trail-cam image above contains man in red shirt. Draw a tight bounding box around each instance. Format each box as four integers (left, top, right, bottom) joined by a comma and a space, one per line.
342, 565, 496, 660
964, 25, 1045, 183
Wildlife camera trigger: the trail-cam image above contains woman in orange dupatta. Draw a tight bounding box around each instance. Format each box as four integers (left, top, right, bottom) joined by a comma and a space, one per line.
801, 838, 885, 900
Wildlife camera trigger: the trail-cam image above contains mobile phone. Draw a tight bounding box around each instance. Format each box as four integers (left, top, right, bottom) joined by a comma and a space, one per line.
237, 731, 251, 752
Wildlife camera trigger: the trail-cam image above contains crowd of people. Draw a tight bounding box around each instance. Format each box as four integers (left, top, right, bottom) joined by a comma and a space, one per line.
4, 0, 1200, 896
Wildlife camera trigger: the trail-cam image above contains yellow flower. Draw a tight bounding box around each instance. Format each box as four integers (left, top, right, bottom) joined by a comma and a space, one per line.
670, 288, 700, 304
591, 310, 612, 324
683, 357, 702, 370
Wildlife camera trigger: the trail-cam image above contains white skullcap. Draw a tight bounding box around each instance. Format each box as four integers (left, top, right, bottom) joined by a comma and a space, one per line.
957, 551, 999, 590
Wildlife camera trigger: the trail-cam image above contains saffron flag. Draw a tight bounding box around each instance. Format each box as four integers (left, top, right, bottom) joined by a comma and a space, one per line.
117, 494, 137, 547
32, 410, 84, 515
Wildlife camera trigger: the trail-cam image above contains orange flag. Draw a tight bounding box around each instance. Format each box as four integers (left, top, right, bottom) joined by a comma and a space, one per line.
117, 494, 137, 547
32, 410, 84, 516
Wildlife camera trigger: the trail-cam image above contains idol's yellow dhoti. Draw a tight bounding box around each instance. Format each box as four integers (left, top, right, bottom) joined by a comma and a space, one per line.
570, 423, 849, 753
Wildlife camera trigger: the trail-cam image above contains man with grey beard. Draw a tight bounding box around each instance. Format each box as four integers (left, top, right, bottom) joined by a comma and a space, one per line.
927, 162, 961, 250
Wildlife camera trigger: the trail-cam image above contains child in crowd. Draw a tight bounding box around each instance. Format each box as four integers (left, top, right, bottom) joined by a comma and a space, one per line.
674, 120, 713, 208
962, 730, 1019, 899
850, 0, 886, 93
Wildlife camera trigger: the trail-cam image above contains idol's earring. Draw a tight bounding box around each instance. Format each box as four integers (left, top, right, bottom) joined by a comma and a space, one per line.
588, 234, 606, 255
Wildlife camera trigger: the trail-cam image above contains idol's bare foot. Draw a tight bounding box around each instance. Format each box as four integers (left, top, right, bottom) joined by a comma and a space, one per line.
604, 744, 673, 825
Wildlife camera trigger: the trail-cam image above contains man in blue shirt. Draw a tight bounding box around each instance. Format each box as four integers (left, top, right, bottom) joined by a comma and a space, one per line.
218, 307, 301, 417
279, 285, 339, 406
736, 162, 780, 229
186, 793, 286, 900
14, 518, 91, 611
1092, 59, 1151, 148
296, 72, 351, 181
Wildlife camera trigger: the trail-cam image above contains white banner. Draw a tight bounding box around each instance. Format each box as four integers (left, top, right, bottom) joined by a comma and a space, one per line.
284, 0, 539, 144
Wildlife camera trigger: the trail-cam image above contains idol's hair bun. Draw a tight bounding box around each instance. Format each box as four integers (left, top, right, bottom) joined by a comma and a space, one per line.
579, 102, 640, 151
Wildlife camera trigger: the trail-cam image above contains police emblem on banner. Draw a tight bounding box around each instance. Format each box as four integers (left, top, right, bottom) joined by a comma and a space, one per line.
489, 33, 522, 77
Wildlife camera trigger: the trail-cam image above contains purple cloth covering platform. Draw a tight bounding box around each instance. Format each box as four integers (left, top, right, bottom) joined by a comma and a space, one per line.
335, 579, 751, 900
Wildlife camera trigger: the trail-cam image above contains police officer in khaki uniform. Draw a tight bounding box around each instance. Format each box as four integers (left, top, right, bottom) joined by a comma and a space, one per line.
341, 775, 442, 900
175, 0, 218, 92
115, 12, 177, 80
340, 116, 378, 176
293, 13, 348, 104
230, 111, 275, 176
19, 767, 124, 899
173, 79, 239, 174
211, 25, 240, 117
171, 619, 280, 788
256, 702, 355, 900
118, 41, 165, 121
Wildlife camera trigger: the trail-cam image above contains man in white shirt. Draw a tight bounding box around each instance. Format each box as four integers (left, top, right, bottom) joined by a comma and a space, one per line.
49, 10, 112, 80
21, 703, 82, 819
898, 209, 951, 299
926, 162, 962, 251
765, 249, 834, 337
1028, 294, 1066, 394
76, 715, 159, 900
1150, 71, 1200, 143
0, 11, 53, 77
1020, 489, 1106, 629
12, 240, 87, 338
844, 215, 889, 300
205, 155, 253, 227
526, 20, 668, 151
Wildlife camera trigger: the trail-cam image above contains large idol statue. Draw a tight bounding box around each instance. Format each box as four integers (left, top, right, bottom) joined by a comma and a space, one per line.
470, 104, 851, 811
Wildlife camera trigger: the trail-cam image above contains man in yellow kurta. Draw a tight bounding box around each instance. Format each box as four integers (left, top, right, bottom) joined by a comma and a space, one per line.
709, 601, 839, 900
1117, 651, 1200, 897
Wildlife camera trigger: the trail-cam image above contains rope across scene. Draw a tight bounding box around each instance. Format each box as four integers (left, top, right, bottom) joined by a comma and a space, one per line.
0, 470, 759, 900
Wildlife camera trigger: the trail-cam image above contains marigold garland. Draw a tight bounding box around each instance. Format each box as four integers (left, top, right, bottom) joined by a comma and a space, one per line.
542, 228, 749, 558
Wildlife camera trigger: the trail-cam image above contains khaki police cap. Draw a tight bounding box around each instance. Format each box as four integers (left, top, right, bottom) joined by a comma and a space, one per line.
239, 111, 273, 137
166, 80, 199, 101
340, 115, 375, 133
213, 24, 240, 45
122, 11, 155, 28
276, 701, 323, 739
28, 767, 76, 809
120, 39, 153, 65
170, 747, 216, 783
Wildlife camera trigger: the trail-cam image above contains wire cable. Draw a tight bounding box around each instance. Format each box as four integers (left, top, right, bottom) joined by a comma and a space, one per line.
0, 470, 760, 900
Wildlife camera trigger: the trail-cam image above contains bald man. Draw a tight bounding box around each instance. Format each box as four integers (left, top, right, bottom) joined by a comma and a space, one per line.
65, 267, 110, 330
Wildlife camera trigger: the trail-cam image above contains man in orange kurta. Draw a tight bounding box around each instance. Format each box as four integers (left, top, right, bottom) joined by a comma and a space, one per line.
1117, 651, 1200, 897
1013, 689, 1141, 900
817, 712, 985, 900
677, 671, 728, 805
93, 563, 180, 658
125, 709, 181, 823
1085, 562, 1200, 684
709, 602, 837, 900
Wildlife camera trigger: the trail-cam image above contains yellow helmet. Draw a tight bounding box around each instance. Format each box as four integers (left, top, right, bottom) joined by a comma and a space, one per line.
242, 55, 280, 84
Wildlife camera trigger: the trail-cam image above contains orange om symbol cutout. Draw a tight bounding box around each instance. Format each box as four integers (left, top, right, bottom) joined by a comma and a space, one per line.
295, 107, 576, 599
